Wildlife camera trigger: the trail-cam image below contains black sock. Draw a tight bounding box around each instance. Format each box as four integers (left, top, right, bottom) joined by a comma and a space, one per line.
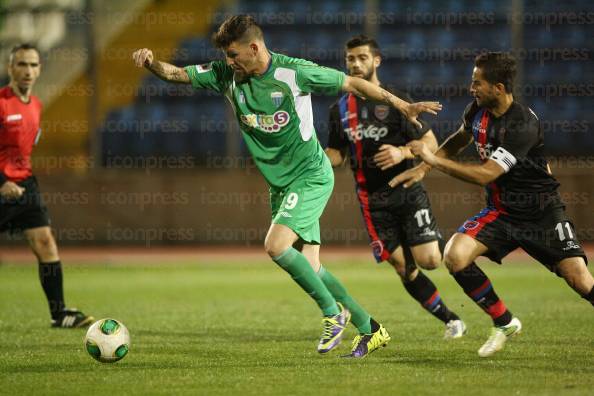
38, 261, 65, 319
403, 271, 459, 324
583, 286, 594, 307
452, 263, 512, 327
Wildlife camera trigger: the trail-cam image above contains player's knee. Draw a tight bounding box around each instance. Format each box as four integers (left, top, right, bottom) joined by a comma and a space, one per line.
31, 233, 57, 255
416, 251, 441, 270
558, 258, 593, 295
443, 245, 469, 273
264, 237, 290, 259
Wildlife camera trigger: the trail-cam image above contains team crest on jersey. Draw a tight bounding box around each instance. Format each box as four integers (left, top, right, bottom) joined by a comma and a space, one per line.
462, 220, 479, 230
374, 105, 389, 120
370, 240, 384, 260
270, 92, 283, 107
195, 63, 212, 74
240, 110, 290, 133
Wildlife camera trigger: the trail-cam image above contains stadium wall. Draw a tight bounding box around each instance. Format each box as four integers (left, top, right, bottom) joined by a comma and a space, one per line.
1, 166, 592, 247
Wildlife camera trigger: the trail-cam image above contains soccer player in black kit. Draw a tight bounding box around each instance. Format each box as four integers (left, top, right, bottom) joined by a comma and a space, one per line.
326, 36, 467, 339
393, 52, 594, 357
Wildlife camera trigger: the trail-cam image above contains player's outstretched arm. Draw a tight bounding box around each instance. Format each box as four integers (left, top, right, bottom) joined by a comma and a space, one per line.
389, 125, 475, 188
374, 128, 440, 171
132, 48, 190, 84
401, 127, 504, 186
341, 76, 442, 129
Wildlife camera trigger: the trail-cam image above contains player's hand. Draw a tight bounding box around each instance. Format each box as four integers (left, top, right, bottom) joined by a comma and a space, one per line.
0, 181, 25, 200
389, 164, 429, 189
402, 101, 442, 129
373, 144, 404, 170
407, 140, 437, 166
132, 48, 154, 68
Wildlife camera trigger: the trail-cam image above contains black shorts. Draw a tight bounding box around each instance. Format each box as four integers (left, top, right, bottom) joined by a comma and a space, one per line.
0, 176, 50, 234
359, 184, 440, 263
458, 205, 587, 274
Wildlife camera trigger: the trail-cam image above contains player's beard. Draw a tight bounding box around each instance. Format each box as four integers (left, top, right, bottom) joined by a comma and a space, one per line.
359, 66, 375, 82
350, 65, 375, 82
476, 94, 498, 109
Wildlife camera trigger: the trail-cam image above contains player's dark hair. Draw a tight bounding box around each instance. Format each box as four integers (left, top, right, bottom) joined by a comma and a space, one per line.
345, 35, 381, 57
9, 43, 40, 64
212, 15, 264, 49
474, 52, 516, 93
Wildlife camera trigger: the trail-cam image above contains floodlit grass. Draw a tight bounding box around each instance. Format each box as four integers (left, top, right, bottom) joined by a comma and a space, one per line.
1, 259, 593, 395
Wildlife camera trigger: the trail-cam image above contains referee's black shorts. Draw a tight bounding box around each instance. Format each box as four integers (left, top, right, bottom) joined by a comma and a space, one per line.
0, 176, 50, 234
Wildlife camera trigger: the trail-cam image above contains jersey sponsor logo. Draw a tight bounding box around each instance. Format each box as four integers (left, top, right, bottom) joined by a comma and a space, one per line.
6, 114, 22, 122
196, 63, 212, 73
277, 211, 292, 218
344, 123, 388, 142
374, 105, 389, 120
271, 92, 283, 107
240, 110, 290, 133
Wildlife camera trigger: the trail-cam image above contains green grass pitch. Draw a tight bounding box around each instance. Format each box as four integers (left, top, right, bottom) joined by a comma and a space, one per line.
1, 258, 593, 395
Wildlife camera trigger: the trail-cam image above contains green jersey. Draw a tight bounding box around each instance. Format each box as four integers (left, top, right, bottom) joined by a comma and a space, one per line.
185, 52, 345, 189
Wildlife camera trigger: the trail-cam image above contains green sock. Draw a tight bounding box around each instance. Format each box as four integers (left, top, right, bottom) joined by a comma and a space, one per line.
272, 248, 339, 316
318, 266, 372, 334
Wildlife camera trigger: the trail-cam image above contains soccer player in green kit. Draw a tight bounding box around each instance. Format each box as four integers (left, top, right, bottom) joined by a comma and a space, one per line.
132, 15, 441, 358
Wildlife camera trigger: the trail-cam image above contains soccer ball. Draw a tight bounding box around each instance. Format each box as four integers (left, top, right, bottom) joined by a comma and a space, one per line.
84, 318, 131, 363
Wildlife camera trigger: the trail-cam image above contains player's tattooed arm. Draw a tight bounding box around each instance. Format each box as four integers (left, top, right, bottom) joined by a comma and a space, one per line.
342, 76, 442, 129
132, 48, 190, 84
147, 61, 190, 83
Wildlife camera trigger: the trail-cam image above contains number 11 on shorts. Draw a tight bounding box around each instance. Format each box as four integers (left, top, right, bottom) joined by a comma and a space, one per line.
555, 222, 574, 241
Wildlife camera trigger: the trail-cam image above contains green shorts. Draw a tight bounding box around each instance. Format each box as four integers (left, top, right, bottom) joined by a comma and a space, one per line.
270, 164, 334, 245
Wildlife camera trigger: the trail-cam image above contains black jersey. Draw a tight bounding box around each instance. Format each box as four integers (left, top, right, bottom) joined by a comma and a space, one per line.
462, 100, 562, 220
327, 89, 430, 195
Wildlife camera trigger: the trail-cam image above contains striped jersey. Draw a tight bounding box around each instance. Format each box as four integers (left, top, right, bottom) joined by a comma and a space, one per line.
462, 100, 561, 219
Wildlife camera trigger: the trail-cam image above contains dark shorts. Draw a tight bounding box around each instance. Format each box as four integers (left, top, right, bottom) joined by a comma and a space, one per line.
458, 205, 587, 274
0, 176, 50, 234
358, 185, 440, 263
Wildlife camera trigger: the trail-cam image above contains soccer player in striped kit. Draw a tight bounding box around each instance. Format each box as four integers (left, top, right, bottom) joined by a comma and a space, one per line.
326, 35, 466, 339
393, 52, 594, 357
0, 44, 93, 328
